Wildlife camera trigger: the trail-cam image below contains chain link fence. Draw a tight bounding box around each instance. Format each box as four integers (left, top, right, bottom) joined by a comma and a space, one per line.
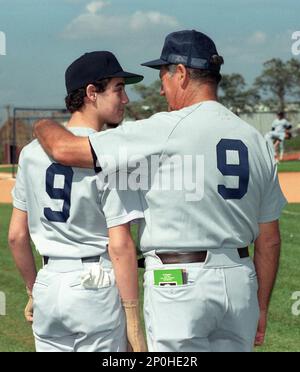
0, 107, 70, 177
240, 111, 300, 135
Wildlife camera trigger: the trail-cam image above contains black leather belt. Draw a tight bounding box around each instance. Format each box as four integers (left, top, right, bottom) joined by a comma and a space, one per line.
43, 256, 100, 265
157, 251, 207, 264
157, 248, 249, 264
237, 247, 249, 259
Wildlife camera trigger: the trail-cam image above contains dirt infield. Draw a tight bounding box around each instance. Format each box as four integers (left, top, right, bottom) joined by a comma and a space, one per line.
0, 164, 13, 168
282, 152, 300, 161
0, 172, 299, 204
278, 173, 300, 203
0, 177, 15, 204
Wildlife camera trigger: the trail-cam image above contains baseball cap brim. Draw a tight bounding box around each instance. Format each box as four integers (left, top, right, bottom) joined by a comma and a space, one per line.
141, 59, 169, 70
107, 71, 144, 85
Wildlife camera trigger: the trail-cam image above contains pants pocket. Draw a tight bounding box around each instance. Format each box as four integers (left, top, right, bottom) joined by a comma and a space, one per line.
144, 268, 207, 342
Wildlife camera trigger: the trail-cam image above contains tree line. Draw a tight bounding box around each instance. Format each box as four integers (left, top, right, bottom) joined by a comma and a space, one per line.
126, 58, 300, 119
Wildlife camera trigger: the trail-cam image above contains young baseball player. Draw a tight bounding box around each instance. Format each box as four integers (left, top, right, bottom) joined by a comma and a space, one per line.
265, 112, 293, 161
33, 30, 287, 352
8, 51, 147, 352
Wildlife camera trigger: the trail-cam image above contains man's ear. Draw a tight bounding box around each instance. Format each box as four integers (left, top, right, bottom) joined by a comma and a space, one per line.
176, 64, 189, 88
86, 84, 97, 102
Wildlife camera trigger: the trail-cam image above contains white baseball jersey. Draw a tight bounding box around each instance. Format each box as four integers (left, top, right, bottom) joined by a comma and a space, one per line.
89, 101, 287, 253
271, 118, 291, 141
12, 127, 143, 258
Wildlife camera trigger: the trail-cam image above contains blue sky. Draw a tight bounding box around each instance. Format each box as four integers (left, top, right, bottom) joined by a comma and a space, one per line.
0, 0, 299, 121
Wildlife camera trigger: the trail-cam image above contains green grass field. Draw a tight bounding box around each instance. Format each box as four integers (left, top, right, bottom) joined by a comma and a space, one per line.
277, 161, 300, 173
1, 203, 300, 352
285, 135, 300, 153
0, 167, 14, 173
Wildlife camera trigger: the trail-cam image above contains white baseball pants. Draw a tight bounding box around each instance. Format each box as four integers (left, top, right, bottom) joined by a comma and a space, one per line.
143, 249, 260, 352
32, 255, 126, 352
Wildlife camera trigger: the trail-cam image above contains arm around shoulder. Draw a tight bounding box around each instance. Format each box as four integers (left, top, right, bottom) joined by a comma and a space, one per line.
33, 119, 93, 168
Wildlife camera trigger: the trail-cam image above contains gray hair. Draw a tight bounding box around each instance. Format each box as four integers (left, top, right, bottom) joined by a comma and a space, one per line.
166, 55, 223, 85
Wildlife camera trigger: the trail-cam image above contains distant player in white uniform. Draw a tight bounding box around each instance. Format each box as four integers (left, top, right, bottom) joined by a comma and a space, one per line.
33, 30, 287, 352
265, 112, 292, 161
8, 51, 147, 352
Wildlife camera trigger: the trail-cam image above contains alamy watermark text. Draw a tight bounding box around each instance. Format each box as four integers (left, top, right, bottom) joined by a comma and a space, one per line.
0, 291, 6, 316
291, 31, 300, 56
291, 291, 300, 316
0, 31, 6, 55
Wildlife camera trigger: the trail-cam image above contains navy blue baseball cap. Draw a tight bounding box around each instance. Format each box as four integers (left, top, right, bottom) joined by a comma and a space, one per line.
141, 30, 223, 71
66, 51, 144, 94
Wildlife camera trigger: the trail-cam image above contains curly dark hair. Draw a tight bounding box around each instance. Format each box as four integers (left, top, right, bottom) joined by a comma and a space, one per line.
65, 78, 111, 113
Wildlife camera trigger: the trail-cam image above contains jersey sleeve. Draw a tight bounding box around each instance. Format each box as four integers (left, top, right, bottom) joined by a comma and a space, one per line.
258, 142, 287, 223
11, 150, 27, 211
98, 172, 144, 228
89, 115, 171, 175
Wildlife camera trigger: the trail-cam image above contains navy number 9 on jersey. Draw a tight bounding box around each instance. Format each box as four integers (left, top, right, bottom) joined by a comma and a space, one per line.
44, 164, 74, 222
217, 139, 249, 200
